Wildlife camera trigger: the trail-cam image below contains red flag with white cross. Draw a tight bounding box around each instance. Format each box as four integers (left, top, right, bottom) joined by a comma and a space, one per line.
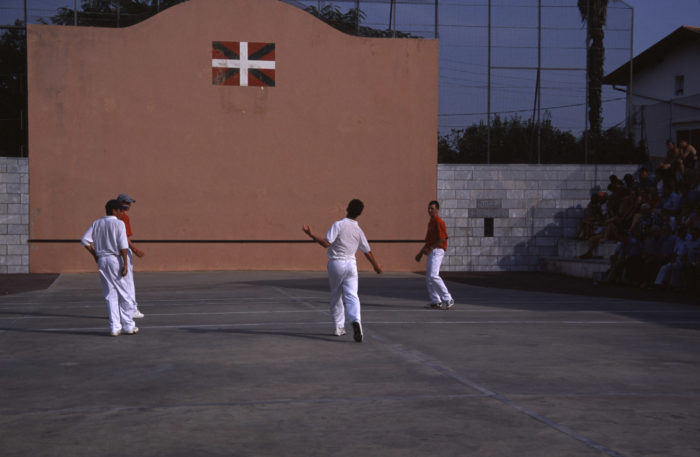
212, 41, 276, 87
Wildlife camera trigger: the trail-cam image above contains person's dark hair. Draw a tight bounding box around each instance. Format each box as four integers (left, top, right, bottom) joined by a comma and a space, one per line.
346, 199, 364, 218
105, 199, 123, 215
429, 200, 440, 209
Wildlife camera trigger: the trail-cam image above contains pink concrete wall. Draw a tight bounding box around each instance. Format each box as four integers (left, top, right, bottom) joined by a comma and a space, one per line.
27, 0, 438, 272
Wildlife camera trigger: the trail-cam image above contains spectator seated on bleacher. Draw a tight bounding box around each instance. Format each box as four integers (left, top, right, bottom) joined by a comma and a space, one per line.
603, 230, 642, 285
575, 139, 700, 293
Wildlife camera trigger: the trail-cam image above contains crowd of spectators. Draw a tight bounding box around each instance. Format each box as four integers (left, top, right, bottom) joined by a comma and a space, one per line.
575, 139, 700, 292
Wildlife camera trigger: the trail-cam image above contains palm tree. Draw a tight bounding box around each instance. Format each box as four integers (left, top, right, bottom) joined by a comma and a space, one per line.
578, 0, 609, 138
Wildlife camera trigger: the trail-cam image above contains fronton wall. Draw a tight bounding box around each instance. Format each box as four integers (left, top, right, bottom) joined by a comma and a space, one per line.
27, 0, 438, 272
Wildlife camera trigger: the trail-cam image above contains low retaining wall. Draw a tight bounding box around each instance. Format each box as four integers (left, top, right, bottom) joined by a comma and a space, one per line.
437, 164, 638, 271
0, 157, 29, 273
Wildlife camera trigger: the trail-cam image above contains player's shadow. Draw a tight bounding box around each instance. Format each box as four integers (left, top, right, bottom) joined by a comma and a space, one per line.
0, 309, 105, 320
184, 327, 347, 343
0, 327, 113, 337
242, 275, 430, 307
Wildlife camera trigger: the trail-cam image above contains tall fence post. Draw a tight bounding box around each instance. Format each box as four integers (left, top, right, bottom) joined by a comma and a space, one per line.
434, 0, 439, 39
487, 0, 491, 164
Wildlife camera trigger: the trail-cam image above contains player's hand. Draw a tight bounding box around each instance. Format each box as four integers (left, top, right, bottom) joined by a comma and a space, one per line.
414, 252, 422, 262
121, 265, 128, 277
134, 248, 145, 258
374, 265, 383, 274
302, 225, 312, 236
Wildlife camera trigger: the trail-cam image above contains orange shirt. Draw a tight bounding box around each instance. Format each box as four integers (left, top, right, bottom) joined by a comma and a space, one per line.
117, 212, 133, 237
425, 215, 448, 250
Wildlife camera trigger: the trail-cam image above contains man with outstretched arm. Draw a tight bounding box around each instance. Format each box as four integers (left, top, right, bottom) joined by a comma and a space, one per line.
81, 199, 139, 336
302, 199, 382, 343
415, 200, 454, 310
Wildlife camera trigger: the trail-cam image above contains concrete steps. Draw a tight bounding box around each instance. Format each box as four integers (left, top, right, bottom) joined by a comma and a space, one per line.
539, 239, 617, 279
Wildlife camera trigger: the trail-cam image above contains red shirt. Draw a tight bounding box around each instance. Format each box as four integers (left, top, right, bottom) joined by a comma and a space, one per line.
117, 212, 133, 237
425, 215, 448, 250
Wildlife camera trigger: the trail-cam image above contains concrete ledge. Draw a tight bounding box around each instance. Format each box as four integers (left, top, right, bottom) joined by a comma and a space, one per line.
539, 256, 609, 279
556, 239, 617, 258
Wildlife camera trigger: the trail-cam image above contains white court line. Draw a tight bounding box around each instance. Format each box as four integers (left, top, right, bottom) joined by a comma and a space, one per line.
0, 310, 327, 320
2, 296, 697, 313
9, 318, 700, 333
11, 321, 329, 332
370, 333, 626, 457
4, 309, 700, 322
0, 296, 326, 308
369, 320, 700, 325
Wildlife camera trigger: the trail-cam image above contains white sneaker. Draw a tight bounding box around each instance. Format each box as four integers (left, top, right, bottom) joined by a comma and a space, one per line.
133, 310, 145, 318
443, 299, 455, 310
110, 330, 121, 337
123, 327, 139, 335
333, 327, 346, 336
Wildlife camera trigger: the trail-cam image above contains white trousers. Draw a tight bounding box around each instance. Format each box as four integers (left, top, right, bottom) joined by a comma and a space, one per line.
98, 255, 136, 333
327, 259, 361, 329
426, 248, 452, 303
126, 249, 139, 311
654, 260, 683, 287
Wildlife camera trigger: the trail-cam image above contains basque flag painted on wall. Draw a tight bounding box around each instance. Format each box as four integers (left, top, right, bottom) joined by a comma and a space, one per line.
212, 41, 276, 87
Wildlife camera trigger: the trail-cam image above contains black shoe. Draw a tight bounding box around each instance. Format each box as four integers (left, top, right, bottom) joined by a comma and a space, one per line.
352, 321, 363, 343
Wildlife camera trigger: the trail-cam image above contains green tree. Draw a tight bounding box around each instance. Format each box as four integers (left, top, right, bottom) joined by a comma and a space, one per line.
0, 22, 27, 157
51, 0, 187, 27
437, 115, 647, 164
305, 4, 415, 38
577, 0, 609, 138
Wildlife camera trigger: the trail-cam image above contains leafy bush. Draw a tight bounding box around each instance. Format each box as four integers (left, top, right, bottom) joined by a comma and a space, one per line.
438, 115, 647, 164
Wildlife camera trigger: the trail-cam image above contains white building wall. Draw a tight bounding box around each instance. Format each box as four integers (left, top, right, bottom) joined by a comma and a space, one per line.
437, 164, 638, 272
629, 41, 700, 151
631, 42, 700, 103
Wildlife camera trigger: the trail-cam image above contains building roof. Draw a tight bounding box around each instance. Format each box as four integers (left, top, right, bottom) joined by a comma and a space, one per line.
604, 26, 700, 86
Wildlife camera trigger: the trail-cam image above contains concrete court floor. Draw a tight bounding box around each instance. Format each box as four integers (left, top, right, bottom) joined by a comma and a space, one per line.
0, 271, 699, 457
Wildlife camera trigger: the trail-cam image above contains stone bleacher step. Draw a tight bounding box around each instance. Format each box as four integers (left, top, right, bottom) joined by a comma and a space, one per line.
557, 238, 618, 258
539, 239, 616, 280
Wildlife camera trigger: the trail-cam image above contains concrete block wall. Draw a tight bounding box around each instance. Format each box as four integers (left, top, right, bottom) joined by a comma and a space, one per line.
437, 164, 638, 271
0, 157, 29, 273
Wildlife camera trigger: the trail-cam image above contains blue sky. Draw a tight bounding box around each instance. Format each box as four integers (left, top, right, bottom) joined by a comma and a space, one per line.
3, 0, 699, 56
2, 0, 698, 135
624, 0, 700, 55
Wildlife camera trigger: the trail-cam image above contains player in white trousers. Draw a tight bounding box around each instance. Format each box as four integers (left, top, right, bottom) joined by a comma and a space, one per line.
81, 200, 138, 336
116, 193, 145, 319
303, 199, 382, 342
416, 200, 454, 309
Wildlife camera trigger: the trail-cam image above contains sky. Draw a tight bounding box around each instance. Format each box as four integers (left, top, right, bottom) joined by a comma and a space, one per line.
2, 0, 699, 135
624, 0, 700, 56
3, 0, 700, 56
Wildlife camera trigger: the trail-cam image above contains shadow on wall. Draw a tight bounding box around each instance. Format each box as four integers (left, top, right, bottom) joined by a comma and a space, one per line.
439, 164, 641, 272
479, 167, 613, 272
498, 184, 603, 271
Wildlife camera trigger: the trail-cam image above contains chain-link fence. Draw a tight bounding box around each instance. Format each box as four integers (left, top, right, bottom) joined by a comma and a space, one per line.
1, 0, 634, 161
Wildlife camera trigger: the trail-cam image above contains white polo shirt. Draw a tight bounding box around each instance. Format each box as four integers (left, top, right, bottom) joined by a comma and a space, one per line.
325, 218, 371, 261
81, 216, 129, 258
